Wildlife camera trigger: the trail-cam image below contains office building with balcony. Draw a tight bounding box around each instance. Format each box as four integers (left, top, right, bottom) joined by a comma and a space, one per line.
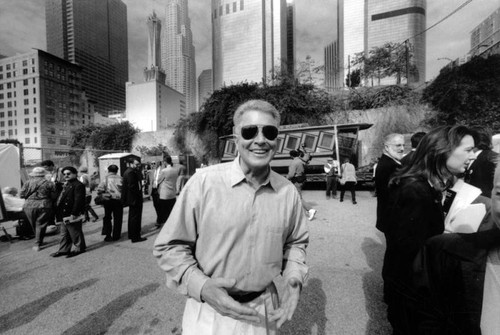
212, 0, 291, 90
0, 49, 93, 161
161, 0, 196, 114
45, 0, 128, 116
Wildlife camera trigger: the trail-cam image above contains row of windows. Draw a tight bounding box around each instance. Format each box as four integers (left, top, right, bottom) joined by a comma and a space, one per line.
0, 118, 37, 127
0, 108, 37, 117
0, 58, 35, 72
213, 0, 244, 19
0, 101, 17, 108
0, 68, 36, 80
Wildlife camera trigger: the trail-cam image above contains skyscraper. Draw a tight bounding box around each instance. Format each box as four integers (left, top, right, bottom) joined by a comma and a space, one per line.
286, 0, 296, 77
212, 0, 291, 90
198, 69, 213, 109
332, 0, 426, 88
147, 11, 162, 69
161, 0, 196, 114
45, 0, 128, 116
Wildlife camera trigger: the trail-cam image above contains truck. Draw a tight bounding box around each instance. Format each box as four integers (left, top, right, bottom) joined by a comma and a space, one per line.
221, 123, 374, 188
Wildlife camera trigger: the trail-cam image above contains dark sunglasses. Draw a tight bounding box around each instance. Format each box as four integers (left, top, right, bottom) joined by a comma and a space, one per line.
240, 125, 279, 141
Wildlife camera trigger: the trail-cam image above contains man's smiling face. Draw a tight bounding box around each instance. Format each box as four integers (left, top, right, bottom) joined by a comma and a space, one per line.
234, 110, 278, 173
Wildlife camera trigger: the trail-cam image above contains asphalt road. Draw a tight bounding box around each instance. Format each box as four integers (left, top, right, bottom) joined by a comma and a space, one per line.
0, 190, 392, 335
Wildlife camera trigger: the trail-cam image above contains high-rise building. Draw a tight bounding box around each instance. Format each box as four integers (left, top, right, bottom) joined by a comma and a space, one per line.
161, 0, 196, 114
45, 0, 128, 116
324, 42, 341, 92
331, 0, 426, 88
470, 6, 500, 58
0, 49, 93, 161
212, 0, 291, 90
286, 0, 296, 77
147, 11, 162, 68
198, 69, 213, 109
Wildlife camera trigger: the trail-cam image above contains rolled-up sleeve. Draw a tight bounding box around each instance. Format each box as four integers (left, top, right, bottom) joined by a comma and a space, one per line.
153, 175, 209, 302
282, 189, 309, 285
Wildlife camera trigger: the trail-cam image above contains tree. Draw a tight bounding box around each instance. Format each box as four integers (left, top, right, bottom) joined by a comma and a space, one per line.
175, 81, 335, 162
70, 124, 102, 148
346, 69, 361, 88
352, 42, 417, 85
423, 55, 500, 132
89, 121, 139, 152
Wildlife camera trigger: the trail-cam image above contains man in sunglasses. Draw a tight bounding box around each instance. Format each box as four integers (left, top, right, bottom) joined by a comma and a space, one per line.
154, 99, 309, 334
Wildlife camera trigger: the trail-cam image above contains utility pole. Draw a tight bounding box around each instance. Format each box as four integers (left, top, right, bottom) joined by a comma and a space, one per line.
347, 55, 351, 88
405, 40, 410, 86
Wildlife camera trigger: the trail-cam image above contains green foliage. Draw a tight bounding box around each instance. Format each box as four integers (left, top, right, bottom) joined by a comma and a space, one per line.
0, 139, 21, 145
70, 124, 102, 148
175, 81, 335, 162
352, 42, 417, 85
423, 55, 500, 132
89, 121, 139, 151
135, 144, 169, 157
346, 69, 361, 88
348, 85, 417, 110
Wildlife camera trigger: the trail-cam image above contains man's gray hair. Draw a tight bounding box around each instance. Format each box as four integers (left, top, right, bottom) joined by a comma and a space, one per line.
233, 100, 281, 127
384, 133, 404, 145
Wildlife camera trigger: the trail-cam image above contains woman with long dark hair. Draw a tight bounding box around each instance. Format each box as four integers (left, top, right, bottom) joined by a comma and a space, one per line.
382, 125, 478, 334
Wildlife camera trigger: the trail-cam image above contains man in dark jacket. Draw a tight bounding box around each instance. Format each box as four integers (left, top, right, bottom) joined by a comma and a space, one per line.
465, 127, 499, 198
122, 158, 146, 243
375, 133, 405, 233
50, 166, 86, 258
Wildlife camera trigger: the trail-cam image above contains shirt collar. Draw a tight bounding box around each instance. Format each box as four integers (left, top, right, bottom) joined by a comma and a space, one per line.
229, 157, 278, 191
383, 153, 402, 165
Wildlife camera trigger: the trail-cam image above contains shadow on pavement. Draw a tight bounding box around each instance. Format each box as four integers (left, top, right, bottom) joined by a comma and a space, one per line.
361, 236, 392, 335
280, 278, 327, 335
0, 278, 99, 334
61, 282, 161, 335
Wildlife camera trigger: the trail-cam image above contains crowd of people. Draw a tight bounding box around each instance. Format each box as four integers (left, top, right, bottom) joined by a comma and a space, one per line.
2, 155, 185, 257
2, 98, 500, 334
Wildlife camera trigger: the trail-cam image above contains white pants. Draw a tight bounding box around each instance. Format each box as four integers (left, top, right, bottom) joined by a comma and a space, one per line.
182, 285, 279, 335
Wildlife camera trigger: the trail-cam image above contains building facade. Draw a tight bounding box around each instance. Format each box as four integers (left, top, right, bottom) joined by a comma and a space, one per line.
212, 0, 291, 90
324, 42, 341, 92
161, 0, 196, 114
45, 0, 128, 116
198, 69, 213, 109
331, 0, 426, 89
470, 6, 500, 58
0, 49, 93, 162
126, 68, 185, 132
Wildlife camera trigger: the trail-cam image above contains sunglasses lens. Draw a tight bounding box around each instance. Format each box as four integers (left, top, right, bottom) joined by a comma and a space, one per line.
262, 126, 278, 140
241, 126, 258, 140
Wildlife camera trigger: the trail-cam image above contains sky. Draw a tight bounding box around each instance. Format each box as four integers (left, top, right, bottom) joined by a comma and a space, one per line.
0, 0, 499, 84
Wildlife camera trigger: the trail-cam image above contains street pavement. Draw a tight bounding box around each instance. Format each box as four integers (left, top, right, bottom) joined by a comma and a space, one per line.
0, 190, 392, 335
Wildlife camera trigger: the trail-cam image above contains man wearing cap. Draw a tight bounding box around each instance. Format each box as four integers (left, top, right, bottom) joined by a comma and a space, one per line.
20, 167, 57, 251
324, 157, 339, 199
154, 99, 309, 334
50, 166, 86, 258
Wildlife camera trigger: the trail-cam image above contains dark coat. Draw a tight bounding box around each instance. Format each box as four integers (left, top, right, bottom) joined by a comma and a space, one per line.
466, 149, 499, 198
375, 154, 402, 232
55, 179, 86, 219
122, 167, 143, 206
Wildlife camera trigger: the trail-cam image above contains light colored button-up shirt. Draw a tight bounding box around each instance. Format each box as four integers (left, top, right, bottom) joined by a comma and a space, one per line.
153, 159, 309, 302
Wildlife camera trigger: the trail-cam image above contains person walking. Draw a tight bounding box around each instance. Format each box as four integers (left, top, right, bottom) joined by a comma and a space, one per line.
288, 147, 316, 220
20, 167, 57, 251
154, 100, 309, 334
122, 157, 146, 243
157, 156, 178, 227
324, 157, 339, 199
147, 161, 163, 227
339, 157, 357, 204
78, 166, 99, 223
50, 166, 86, 258
96, 164, 123, 242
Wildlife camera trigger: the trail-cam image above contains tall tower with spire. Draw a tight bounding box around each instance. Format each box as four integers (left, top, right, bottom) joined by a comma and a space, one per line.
161, 0, 196, 113
147, 11, 162, 69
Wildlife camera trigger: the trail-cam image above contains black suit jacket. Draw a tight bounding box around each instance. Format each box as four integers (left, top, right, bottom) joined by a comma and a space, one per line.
375, 154, 402, 232
466, 149, 499, 198
122, 167, 143, 206
56, 179, 86, 219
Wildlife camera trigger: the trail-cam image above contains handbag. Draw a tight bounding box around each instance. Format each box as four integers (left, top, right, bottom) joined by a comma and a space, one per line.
95, 176, 112, 205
